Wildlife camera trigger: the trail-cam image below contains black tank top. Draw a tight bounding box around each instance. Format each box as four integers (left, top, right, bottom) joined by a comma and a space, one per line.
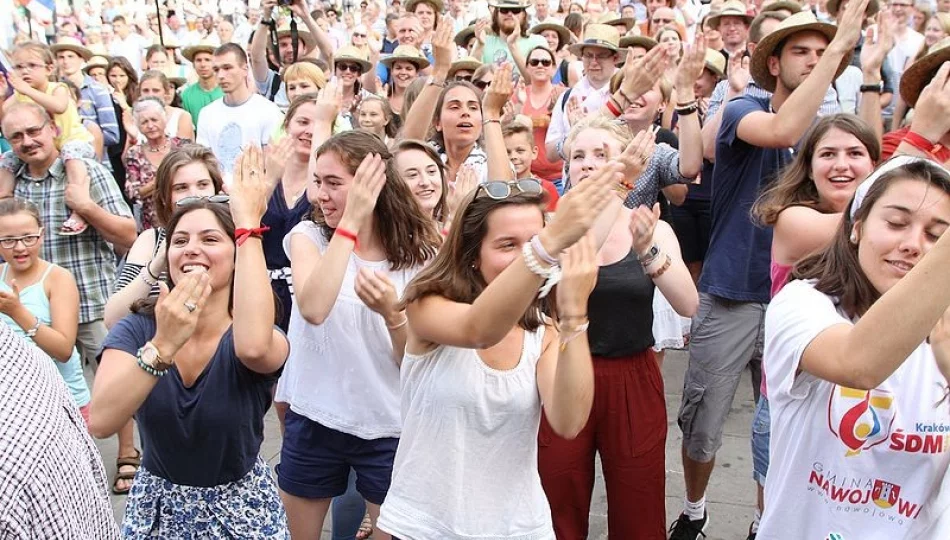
586, 249, 656, 357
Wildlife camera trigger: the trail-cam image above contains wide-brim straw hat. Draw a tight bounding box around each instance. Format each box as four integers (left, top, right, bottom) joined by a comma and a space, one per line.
704, 48, 726, 78
455, 25, 476, 48
405, 0, 445, 14
598, 12, 637, 32
334, 46, 373, 73
761, 0, 804, 13
568, 23, 621, 56
277, 23, 317, 52
448, 56, 482, 78
182, 41, 216, 63
488, 0, 531, 8
900, 37, 950, 107
751, 11, 843, 93
619, 35, 657, 51
530, 22, 571, 50
707, 0, 754, 28
826, 0, 879, 16
380, 45, 431, 69
82, 55, 110, 73
50, 37, 93, 60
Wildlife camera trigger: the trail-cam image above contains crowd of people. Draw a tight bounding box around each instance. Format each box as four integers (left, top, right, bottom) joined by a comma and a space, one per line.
2, 0, 950, 538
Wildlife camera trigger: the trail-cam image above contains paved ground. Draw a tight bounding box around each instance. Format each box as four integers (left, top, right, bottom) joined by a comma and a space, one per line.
88, 349, 759, 539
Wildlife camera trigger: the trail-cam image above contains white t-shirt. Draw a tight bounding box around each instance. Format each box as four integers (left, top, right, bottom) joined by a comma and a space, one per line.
109, 33, 150, 74
759, 280, 950, 540
195, 94, 283, 185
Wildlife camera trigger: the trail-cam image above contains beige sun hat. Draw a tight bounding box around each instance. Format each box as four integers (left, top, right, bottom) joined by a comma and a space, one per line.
707, 0, 754, 29
619, 35, 658, 51
50, 36, 93, 60
82, 55, 110, 74
455, 25, 476, 48
182, 40, 217, 63
704, 48, 727, 78
900, 37, 950, 107
487, 0, 531, 8
826, 0, 880, 16
598, 12, 637, 33
568, 23, 621, 56
750, 11, 843, 93
405, 0, 445, 14
380, 45, 431, 69
530, 22, 572, 50
448, 56, 483, 78
333, 45, 373, 73
276, 22, 317, 53
761, 0, 804, 13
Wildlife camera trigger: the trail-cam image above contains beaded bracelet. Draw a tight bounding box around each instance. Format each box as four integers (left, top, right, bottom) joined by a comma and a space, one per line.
522, 241, 561, 299
136, 349, 168, 378
647, 254, 673, 279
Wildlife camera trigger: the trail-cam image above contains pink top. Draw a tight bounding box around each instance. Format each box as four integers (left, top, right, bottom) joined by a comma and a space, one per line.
762, 259, 794, 399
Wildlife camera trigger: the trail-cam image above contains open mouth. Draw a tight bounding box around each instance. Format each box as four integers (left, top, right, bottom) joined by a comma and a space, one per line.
828, 176, 854, 185
457, 121, 474, 130
416, 188, 435, 198
886, 259, 914, 273
181, 263, 209, 273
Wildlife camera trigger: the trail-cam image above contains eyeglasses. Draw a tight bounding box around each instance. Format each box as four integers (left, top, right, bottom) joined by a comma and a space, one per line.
14, 62, 47, 72
476, 179, 543, 199
528, 58, 553, 67
473, 79, 491, 89
0, 233, 42, 249
582, 51, 614, 62
176, 194, 230, 207
336, 63, 362, 73
6, 122, 49, 144
498, 7, 526, 14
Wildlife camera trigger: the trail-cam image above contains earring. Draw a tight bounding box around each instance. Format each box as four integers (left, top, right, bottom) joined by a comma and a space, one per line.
850, 233, 858, 244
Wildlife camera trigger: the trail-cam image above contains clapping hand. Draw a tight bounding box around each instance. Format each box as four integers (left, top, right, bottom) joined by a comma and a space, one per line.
152, 271, 212, 357
0, 281, 23, 316
483, 63, 514, 119
541, 162, 624, 254
629, 202, 661, 256
230, 146, 271, 228
355, 268, 400, 320
556, 233, 599, 316
614, 126, 657, 191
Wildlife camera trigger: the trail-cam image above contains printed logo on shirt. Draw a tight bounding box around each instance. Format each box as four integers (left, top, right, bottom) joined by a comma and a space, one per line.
825, 533, 844, 540
808, 462, 923, 523
828, 387, 896, 456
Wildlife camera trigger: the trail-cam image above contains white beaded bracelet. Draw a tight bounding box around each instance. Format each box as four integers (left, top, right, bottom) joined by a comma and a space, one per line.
522, 241, 561, 298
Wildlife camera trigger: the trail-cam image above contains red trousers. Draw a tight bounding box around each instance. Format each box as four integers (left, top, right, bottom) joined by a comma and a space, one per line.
538, 351, 667, 540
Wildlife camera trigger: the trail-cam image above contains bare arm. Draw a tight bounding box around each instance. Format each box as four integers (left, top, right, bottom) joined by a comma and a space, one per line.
104, 229, 162, 328
3, 267, 79, 361
483, 63, 515, 182
772, 206, 842, 266
250, 0, 276, 84
402, 19, 454, 141
176, 110, 195, 140
649, 220, 698, 316
88, 348, 162, 437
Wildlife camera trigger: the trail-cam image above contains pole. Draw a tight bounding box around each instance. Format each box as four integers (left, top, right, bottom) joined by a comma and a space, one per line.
154, 0, 164, 46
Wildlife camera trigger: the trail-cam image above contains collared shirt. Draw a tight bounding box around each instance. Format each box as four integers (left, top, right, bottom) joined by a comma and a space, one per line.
0, 325, 120, 539
12, 157, 132, 323
706, 79, 841, 119
76, 75, 120, 147
546, 75, 615, 153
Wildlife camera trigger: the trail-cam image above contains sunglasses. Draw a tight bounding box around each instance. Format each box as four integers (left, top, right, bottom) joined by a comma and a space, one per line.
652, 17, 674, 25
456, 75, 473, 82
336, 63, 362, 73
498, 7, 526, 14
0, 232, 42, 249
477, 179, 543, 199
528, 58, 553, 67
353, 33, 367, 38
473, 79, 491, 89
176, 195, 230, 207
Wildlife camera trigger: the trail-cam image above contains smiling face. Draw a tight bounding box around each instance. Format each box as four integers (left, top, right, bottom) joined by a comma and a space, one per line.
0, 212, 43, 273
287, 102, 318, 157
392, 60, 419, 89
541, 29, 560, 51
504, 131, 538, 178
925, 16, 949, 46
436, 86, 483, 147
718, 15, 749, 48
396, 148, 443, 216
169, 162, 218, 206
477, 204, 545, 284
619, 82, 665, 129
527, 48, 556, 82
335, 61, 363, 87
568, 127, 623, 185
810, 128, 875, 213
854, 178, 950, 294
285, 77, 320, 102
167, 208, 234, 289
311, 151, 354, 228
358, 99, 389, 136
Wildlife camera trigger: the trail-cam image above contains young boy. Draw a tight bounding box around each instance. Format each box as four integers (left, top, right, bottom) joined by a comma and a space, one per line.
502, 121, 559, 211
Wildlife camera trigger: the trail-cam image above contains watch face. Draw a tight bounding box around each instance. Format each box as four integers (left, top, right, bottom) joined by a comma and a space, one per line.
141, 345, 159, 367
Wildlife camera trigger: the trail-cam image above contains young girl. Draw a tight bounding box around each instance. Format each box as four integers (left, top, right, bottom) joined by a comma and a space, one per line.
0, 42, 97, 235
357, 95, 398, 145
0, 198, 91, 419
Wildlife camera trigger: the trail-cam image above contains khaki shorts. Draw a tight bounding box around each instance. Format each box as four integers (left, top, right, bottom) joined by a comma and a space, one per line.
677, 293, 765, 463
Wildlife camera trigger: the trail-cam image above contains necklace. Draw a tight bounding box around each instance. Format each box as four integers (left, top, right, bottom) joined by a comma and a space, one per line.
146, 141, 169, 153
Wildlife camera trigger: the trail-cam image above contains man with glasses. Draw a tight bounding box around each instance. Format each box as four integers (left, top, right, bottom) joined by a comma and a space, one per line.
1, 101, 135, 377
545, 23, 621, 163
476, 0, 547, 65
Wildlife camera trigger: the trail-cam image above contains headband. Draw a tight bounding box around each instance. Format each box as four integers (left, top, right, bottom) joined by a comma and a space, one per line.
849, 155, 928, 221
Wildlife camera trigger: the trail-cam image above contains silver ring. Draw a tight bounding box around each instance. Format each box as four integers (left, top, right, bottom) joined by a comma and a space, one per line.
184, 302, 197, 313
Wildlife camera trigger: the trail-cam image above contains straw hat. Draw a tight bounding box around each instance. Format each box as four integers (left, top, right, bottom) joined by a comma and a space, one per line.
598, 12, 637, 32
568, 23, 621, 56
334, 46, 373, 73
277, 22, 317, 52
761, 0, 804, 13
750, 11, 842, 92
704, 48, 726, 78
405, 0, 445, 14
380, 45, 431, 69
826, 0, 879, 16
707, 0, 754, 29
530, 22, 571, 50
488, 0, 531, 8
619, 35, 657, 51
182, 40, 217, 63
50, 37, 93, 60
900, 37, 950, 107
448, 56, 482, 78
82, 55, 110, 74
455, 25, 476, 48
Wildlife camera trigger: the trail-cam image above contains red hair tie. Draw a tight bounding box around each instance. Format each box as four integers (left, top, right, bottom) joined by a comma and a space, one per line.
234, 226, 271, 246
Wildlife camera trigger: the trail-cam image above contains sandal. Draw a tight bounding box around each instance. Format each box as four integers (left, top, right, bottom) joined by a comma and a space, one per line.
112, 448, 142, 495
58, 217, 88, 236
355, 511, 374, 540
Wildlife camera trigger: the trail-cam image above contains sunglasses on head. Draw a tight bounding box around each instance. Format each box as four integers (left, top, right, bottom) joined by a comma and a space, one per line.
528, 58, 553, 67
477, 179, 543, 199
336, 63, 362, 73
498, 7, 525, 14
176, 194, 230, 207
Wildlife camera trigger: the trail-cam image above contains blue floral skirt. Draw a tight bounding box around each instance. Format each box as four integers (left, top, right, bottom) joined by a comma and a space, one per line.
122, 458, 289, 539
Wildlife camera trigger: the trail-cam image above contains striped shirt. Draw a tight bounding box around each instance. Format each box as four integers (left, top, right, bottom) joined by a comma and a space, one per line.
13, 157, 133, 323
77, 75, 120, 147
706, 79, 841, 120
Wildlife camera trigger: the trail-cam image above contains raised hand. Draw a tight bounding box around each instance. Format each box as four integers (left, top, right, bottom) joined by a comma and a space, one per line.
909, 63, 950, 147
727, 51, 751, 95
566, 95, 584, 126
315, 78, 343, 125
475, 18, 489, 45
339, 153, 387, 231
6, 70, 31, 94
264, 135, 295, 192
542, 162, 624, 254
483, 62, 514, 119
152, 271, 212, 357
556, 233, 599, 316
620, 44, 672, 99
675, 33, 706, 96
354, 268, 400, 319
860, 12, 894, 75
615, 126, 657, 190
446, 164, 479, 221
629, 202, 661, 255
831, 0, 871, 54
507, 18, 521, 47
432, 16, 456, 73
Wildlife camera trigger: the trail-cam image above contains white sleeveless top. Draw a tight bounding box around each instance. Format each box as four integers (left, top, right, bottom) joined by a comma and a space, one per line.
377, 326, 556, 540
276, 221, 420, 439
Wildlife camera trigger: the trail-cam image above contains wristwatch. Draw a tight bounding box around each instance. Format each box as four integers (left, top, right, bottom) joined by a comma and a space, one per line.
638, 244, 660, 265
859, 82, 884, 93
140, 341, 173, 371
426, 75, 446, 88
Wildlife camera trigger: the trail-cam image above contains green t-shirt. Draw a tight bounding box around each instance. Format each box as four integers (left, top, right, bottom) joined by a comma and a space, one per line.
181, 83, 224, 128
480, 34, 548, 66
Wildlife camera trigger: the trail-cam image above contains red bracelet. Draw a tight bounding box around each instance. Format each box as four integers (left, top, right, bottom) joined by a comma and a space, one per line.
605, 97, 621, 117
335, 227, 359, 248
904, 131, 950, 162
234, 225, 271, 246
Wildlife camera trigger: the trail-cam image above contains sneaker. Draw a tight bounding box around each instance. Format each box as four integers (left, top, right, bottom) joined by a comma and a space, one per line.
746, 521, 757, 540
668, 511, 708, 540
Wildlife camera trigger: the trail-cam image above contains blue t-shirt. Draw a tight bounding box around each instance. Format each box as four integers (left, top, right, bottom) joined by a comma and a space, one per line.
699, 95, 792, 303
102, 314, 281, 487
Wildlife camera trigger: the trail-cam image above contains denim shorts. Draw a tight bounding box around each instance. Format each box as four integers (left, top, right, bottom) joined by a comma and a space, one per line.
277, 409, 398, 505
751, 395, 771, 486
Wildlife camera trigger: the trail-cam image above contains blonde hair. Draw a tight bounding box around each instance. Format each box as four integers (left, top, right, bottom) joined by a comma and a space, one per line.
564, 115, 632, 157
12, 43, 55, 82
283, 62, 327, 90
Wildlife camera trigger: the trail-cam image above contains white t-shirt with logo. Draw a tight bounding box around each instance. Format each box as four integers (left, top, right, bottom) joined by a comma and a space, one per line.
759, 279, 950, 540
195, 94, 283, 185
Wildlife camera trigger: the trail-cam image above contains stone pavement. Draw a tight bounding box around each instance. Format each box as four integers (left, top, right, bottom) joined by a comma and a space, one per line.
89, 349, 759, 539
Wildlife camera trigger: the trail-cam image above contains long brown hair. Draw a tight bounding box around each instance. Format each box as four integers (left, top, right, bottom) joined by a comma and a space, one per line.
152, 144, 225, 226
794, 159, 950, 318
391, 139, 448, 222
312, 131, 441, 270
753, 114, 880, 226
401, 190, 552, 331
283, 92, 320, 130
430, 81, 483, 150
107, 57, 139, 106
